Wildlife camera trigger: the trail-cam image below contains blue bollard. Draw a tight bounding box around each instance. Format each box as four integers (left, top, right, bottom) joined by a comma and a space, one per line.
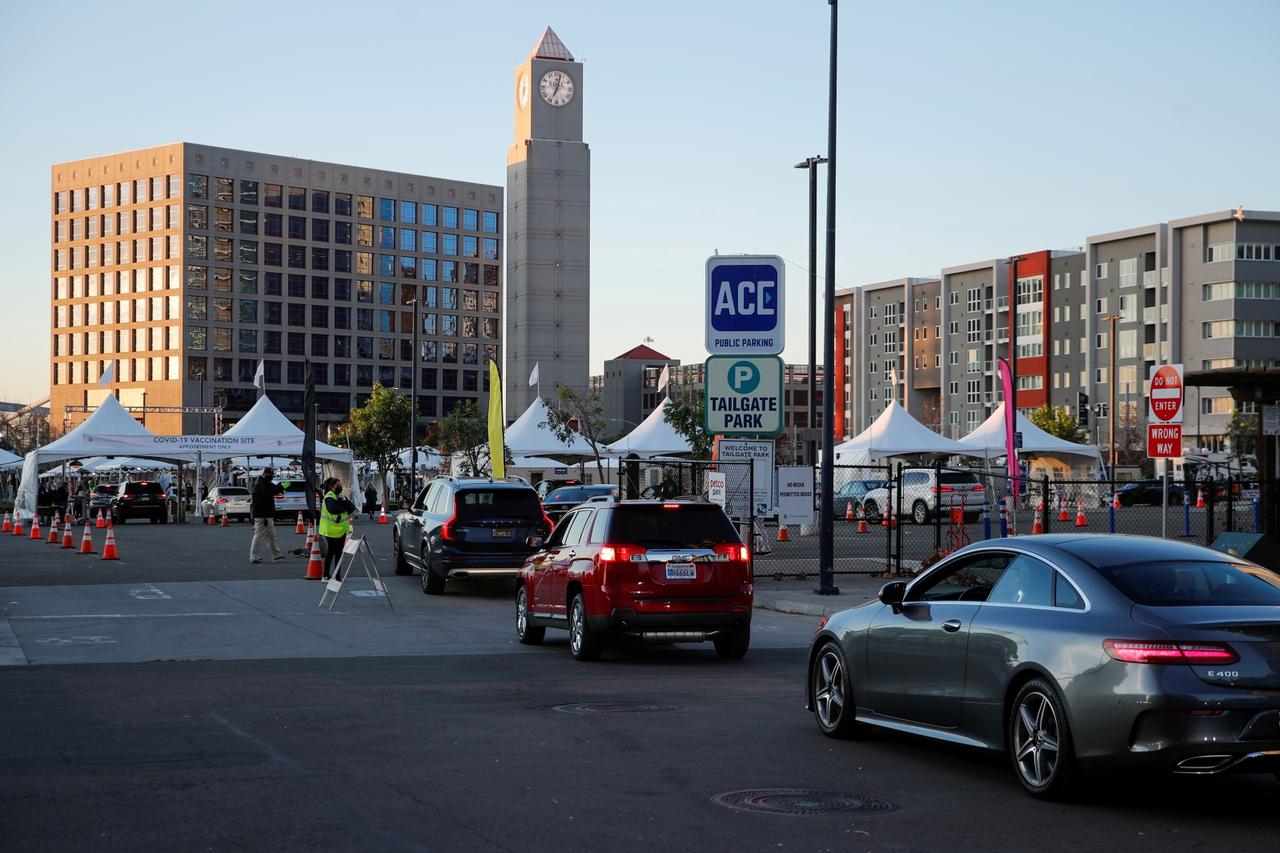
1108, 492, 1116, 534
998, 497, 1008, 538
982, 500, 991, 541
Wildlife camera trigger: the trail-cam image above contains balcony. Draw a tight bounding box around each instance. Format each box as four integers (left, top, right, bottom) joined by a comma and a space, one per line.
1141, 304, 1169, 324
1142, 270, 1158, 286
996, 296, 1010, 311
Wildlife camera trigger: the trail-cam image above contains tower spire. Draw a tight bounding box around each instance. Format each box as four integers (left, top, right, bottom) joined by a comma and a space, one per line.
531, 27, 573, 61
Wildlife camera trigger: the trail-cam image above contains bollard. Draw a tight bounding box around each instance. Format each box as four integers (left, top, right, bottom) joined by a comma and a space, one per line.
1183, 491, 1192, 538
998, 497, 1008, 538
982, 500, 991, 541
1108, 492, 1116, 534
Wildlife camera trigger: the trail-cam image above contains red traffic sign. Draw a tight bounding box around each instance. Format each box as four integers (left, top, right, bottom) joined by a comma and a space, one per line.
1148, 363, 1184, 424
1148, 424, 1182, 459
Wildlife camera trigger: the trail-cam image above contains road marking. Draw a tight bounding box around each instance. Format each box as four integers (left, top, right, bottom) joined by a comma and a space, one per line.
0, 620, 27, 666
33, 636, 117, 645
10, 612, 237, 620
208, 712, 303, 773
129, 584, 171, 600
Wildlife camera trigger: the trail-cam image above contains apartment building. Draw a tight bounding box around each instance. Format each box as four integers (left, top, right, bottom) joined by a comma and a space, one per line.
50, 143, 503, 435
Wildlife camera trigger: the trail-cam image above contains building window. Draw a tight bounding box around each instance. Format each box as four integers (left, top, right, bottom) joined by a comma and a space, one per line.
1015, 276, 1043, 305
188, 174, 208, 200
1118, 257, 1137, 288
1095, 262, 1108, 279
264, 183, 283, 208
966, 380, 980, 404
966, 318, 981, 343
443, 206, 458, 229
1203, 319, 1280, 338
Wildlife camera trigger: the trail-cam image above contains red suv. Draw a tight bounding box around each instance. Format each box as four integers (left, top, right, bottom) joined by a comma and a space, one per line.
515, 499, 753, 661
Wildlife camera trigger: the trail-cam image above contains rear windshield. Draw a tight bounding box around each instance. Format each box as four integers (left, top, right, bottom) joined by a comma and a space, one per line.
606, 504, 741, 548
456, 488, 542, 521
545, 486, 615, 503
939, 471, 980, 485
1098, 561, 1280, 606
280, 481, 309, 493
94, 485, 115, 494
219, 487, 249, 496
123, 482, 163, 495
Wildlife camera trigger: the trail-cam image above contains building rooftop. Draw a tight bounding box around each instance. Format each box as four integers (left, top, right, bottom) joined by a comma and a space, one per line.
612, 344, 670, 361
532, 27, 574, 61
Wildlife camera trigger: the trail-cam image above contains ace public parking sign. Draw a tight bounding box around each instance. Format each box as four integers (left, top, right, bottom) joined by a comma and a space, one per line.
705, 255, 785, 355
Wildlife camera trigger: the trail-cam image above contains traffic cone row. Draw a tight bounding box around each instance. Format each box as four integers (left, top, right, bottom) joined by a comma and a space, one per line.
1, 511, 10, 533
295, 512, 306, 534
857, 503, 869, 534
101, 526, 119, 560
79, 522, 96, 554
1031, 499, 1044, 535
1057, 495, 1069, 523
11, 515, 24, 537
305, 535, 324, 580
60, 515, 75, 548
28, 516, 42, 541
1075, 499, 1088, 528
47, 518, 59, 544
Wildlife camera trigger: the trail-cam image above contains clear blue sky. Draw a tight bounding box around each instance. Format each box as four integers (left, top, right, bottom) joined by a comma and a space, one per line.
2, 0, 1277, 403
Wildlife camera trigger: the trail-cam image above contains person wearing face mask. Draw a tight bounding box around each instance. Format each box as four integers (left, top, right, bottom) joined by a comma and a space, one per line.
318, 477, 358, 581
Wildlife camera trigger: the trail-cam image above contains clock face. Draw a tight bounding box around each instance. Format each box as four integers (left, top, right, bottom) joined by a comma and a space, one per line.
539, 69, 574, 107
517, 72, 530, 109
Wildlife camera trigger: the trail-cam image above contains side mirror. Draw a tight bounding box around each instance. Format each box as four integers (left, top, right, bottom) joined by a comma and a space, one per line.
525, 535, 544, 550
878, 581, 907, 613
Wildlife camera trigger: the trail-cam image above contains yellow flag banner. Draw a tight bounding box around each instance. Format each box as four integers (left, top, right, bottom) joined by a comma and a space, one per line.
488, 359, 505, 479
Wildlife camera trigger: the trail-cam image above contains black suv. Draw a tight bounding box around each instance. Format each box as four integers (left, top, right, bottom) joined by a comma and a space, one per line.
542, 484, 619, 526
392, 477, 552, 595
109, 481, 169, 524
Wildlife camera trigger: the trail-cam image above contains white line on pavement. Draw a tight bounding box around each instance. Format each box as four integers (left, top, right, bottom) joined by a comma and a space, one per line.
10, 612, 238, 620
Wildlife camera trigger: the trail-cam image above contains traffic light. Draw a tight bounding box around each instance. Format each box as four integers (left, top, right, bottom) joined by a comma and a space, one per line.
1077, 391, 1089, 426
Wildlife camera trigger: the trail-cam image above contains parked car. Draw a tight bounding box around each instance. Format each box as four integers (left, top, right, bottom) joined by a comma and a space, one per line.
806, 534, 1280, 799
87, 484, 116, 517
273, 479, 312, 521
1116, 481, 1185, 506
109, 481, 169, 524
515, 499, 753, 661
536, 478, 582, 500
832, 479, 885, 519
392, 476, 552, 594
860, 469, 984, 523
201, 486, 252, 521
541, 484, 619, 525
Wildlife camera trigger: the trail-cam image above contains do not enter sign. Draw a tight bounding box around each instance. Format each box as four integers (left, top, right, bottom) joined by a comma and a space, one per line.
1148, 363, 1184, 424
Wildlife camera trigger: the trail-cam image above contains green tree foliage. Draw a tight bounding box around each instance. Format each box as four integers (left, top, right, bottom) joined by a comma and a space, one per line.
345, 383, 410, 486
1027, 404, 1085, 444
1227, 412, 1258, 459
437, 399, 491, 476
663, 392, 712, 459
543, 385, 610, 481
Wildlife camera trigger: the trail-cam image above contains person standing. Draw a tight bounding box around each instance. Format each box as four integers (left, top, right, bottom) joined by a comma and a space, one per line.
319, 479, 358, 581
249, 467, 285, 564
363, 483, 378, 520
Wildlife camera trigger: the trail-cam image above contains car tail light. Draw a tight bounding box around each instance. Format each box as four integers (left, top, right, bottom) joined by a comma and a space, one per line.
598, 544, 642, 563
273, 494, 283, 501
441, 505, 459, 541
972, 484, 984, 492
662, 502, 681, 510
541, 510, 554, 535
1103, 640, 1239, 665
713, 543, 750, 562
216, 498, 227, 504
931, 485, 955, 494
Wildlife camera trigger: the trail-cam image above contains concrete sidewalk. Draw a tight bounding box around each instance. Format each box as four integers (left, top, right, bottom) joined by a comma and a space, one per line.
751, 570, 903, 618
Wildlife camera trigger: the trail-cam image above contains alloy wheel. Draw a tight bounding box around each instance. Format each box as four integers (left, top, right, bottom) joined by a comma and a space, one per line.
517, 588, 529, 636
569, 598, 584, 655
814, 649, 846, 729
1013, 690, 1060, 788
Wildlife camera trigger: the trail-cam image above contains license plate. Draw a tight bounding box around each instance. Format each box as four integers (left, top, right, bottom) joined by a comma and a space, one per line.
491, 528, 511, 538
665, 564, 697, 580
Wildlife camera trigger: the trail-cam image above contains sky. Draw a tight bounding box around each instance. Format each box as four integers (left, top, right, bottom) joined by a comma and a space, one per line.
1, 0, 1278, 404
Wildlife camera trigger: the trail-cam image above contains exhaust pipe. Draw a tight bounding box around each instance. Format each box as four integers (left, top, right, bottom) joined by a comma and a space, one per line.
1175, 755, 1235, 774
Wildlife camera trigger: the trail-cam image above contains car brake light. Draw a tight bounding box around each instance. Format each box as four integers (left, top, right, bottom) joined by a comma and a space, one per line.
216, 498, 227, 504
1103, 640, 1239, 664
541, 510, 554, 534
440, 506, 459, 541
273, 494, 282, 501
662, 502, 681, 510
972, 484, 984, 492
599, 544, 641, 563
713, 543, 750, 562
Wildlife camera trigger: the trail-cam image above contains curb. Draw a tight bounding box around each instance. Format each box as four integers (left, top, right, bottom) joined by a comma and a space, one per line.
752, 591, 878, 619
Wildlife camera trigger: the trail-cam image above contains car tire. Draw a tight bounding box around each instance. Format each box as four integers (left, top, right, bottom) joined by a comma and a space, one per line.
1008, 677, 1079, 800
393, 535, 411, 576
912, 501, 930, 524
515, 586, 544, 645
713, 625, 750, 660
421, 549, 445, 595
810, 640, 863, 739
862, 500, 880, 522
568, 593, 603, 661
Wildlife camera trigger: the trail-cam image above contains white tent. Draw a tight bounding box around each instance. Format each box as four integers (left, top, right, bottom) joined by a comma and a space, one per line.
504, 396, 599, 457
77, 456, 177, 473
832, 402, 985, 466
0, 447, 22, 470
606, 397, 692, 458
208, 396, 353, 463
958, 404, 1103, 466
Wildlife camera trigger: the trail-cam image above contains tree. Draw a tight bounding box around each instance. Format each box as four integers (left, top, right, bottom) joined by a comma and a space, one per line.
663, 392, 712, 459
437, 400, 490, 476
543, 385, 610, 481
1027, 404, 1085, 443
345, 383, 410, 493
1227, 412, 1258, 460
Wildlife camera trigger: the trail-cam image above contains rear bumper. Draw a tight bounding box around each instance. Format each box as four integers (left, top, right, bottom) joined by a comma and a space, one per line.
435, 547, 532, 577
587, 605, 751, 635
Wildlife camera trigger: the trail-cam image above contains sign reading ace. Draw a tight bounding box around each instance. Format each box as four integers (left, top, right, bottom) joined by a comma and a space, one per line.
705, 255, 785, 355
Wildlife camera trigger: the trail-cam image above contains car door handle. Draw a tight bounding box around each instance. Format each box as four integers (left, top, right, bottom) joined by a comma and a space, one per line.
567, 550, 577, 558
942, 619, 963, 633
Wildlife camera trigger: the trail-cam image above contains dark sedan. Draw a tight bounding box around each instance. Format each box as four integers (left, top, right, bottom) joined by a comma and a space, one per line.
806, 534, 1280, 799
832, 479, 884, 519
541, 484, 618, 525
1116, 480, 1185, 506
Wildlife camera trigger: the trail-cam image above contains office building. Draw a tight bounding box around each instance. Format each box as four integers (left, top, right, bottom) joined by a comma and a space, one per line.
50, 142, 503, 434
595, 343, 680, 435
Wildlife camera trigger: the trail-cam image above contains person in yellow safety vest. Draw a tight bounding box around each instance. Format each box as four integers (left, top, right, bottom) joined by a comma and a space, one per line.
318, 478, 358, 581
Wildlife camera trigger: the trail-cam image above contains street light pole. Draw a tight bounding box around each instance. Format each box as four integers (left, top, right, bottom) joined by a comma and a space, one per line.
409, 298, 420, 501
795, 155, 828, 468
817, 0, 839, 596
1105, 313, 1119, 473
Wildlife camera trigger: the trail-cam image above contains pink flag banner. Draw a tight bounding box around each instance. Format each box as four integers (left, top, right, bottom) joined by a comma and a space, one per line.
997, 357, 1019, 498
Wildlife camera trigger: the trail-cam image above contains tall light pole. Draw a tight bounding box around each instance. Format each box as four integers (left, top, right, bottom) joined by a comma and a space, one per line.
795, 155, 827, 468
817, 0, 839, 596
1103, 313, 1119, 473
408, 298, 420, 501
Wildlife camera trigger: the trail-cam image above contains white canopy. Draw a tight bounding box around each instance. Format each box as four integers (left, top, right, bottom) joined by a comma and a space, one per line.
504, 396, 599, 457
958, 404, 1103, 465
606, 397, 692, 458
0, 447, 22, 470
206, 396, 353, 463
832, 402, 984, 466
76, 456, 178, 472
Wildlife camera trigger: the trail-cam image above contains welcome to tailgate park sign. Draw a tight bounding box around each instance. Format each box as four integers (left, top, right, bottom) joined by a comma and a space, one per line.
1147, 363, 1184, 458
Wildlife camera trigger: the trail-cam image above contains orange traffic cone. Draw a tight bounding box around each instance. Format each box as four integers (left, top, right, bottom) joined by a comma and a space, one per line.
1057, 496, 1069, 522
857, 503, 869, 534
305, 535, 324, 580
61, 517, 75, 548
1032, 500, 1044, 535
29, 516, 42, 541
96, 509, 105, 529
295, 512, 306, 534
1075, 499, 1088, 528
777, 525, 790, 542
206, 512, 216, 526
101, 526, 119, 561
1195, 487, 1205, 509
11, 514, 24, 537
305, 523, 315, 553
1112, 491, 1121, 510
221, 510, 229, 528
1, 511, 10, 533
48, 518, 60, 544
379, 504, 388, 525
845, 501, 854, 521
79, 522, 96, 554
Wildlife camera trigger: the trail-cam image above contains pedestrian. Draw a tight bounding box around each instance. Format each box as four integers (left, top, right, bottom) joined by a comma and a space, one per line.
249, 467, 286, 564
319, 478, 358, 581
364, 483, 377, 520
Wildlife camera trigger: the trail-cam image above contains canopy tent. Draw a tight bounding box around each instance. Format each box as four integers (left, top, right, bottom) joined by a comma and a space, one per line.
76, 456, 178, 473
606, 397, 692, 458
13, 395, 197, 519
207, 396, 353, 463
0, 447, 22, 470
832, 402, 984, 466
504, 396, 599, 457
957, 404, 1103, 466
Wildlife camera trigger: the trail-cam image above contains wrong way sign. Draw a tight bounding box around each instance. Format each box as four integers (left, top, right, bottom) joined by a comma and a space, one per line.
1148, 363, 1184, 424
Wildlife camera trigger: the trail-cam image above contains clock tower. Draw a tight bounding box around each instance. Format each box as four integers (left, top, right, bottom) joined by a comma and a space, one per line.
506, 27, 590, 419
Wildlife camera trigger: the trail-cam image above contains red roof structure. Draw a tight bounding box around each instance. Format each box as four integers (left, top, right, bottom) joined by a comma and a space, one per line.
613, 344, 670, 361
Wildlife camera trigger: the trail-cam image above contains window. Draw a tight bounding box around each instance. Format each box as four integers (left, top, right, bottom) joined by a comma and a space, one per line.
1118, 329, 1137, 359
312, 219, 329, 242
335, 193, 352, 217
287, 186, 306, 210
310, 190, 329, 214
264, 183, 283, 208
1204, 281, 1280, 301
1118, 294, 1137, 323
1203, 319, 1280, 338
1015, 276, 1043, 305
443, 206, 458, 228
379, 198, 395, 221
187, 174, 208, 200
1118, 257, 1137, 288
1095, 262, 1108, 279
442, 234, 458, 256
1096, 367, 1108, 384
966, 379, 980, 404
1237, 242, 1277, 261
1095, 297, 1107, 314
239, 180, 259, 205
907, 553, 1010, 603
482, 211, 499, 233
966, 318, 981, 343
986, 555, 1055, 607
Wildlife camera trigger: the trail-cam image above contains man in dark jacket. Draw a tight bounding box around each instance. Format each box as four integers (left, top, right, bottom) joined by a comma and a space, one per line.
363, 484, 378, 520
249, 467, 285, 564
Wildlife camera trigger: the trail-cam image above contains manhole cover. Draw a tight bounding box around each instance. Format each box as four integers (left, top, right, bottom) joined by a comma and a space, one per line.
711, 789, 897, 817
552, 701, 680, 714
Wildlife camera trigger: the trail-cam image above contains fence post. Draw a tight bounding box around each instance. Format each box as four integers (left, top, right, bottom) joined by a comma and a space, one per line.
1041, 476, 1050, 534
1108, 471, 1116, 534
1225, 475, 1235, 533
1205, 478, 1216, 545
1182, 471, 1192, 538
884, 464, 893, 575
933, 460, 942, 555
982, 498, 992, 541
894, 463, 904, 575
